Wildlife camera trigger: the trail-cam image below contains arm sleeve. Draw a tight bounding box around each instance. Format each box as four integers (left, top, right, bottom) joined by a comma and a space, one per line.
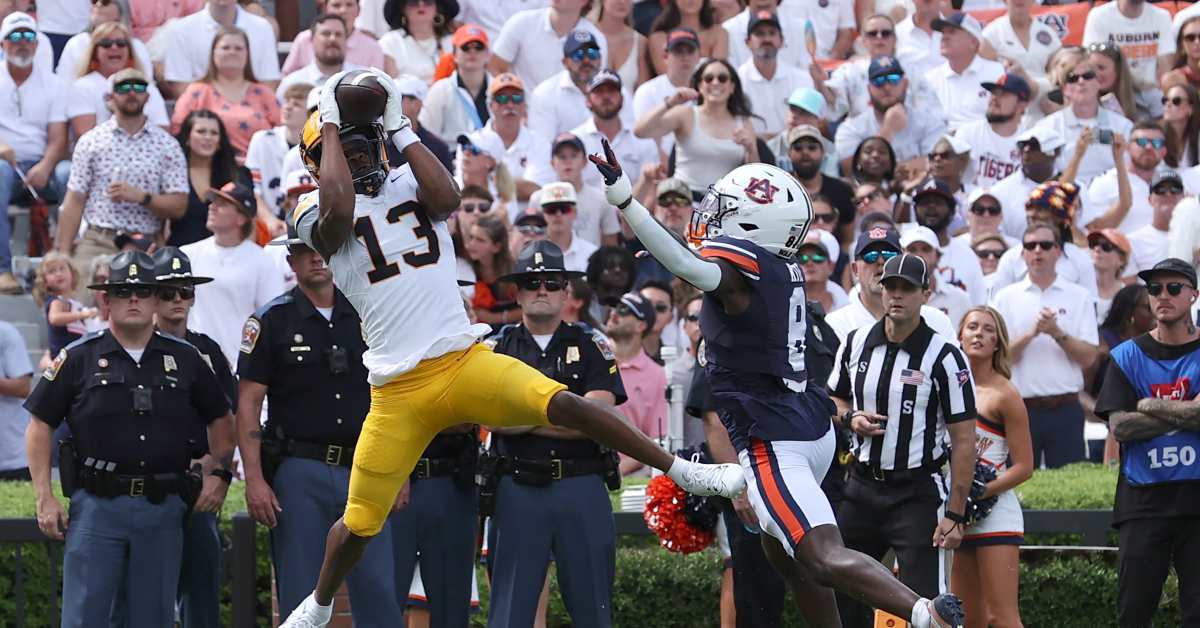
583, 331, 627, 404
0, 324, 31, 378
620, 197, 722, 292
161, 138, 190, 194
22, 349, 78, 428
189, 351, 232, 422
66, 135, 93, 195
491, 15, 521, 63
236, 315, 273, 382
935, 344, 976, 423
828, 330, 853, 400
207, 342, 239, 409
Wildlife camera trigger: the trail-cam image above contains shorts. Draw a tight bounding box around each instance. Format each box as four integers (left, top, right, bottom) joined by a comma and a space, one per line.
345, 343, 565, 536
961, 489, 1024, 548
738, 430, 838, 558
708, 366, 834, 452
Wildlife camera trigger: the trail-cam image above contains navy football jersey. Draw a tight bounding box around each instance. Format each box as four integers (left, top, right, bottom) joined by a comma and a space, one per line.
698, 235, 809, 390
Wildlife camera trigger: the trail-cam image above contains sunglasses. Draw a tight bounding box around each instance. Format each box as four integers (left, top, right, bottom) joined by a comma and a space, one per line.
970, 204, 1002, 216
519, 277, 564, 292
870, 73, 903, 87
1153, 185, 1184, 196
517, 224, 546, 236
1087, 42, 1117, 53
701, 72, 731, 84
111, 286, 155, 299
543, 203, 574, 215
974, 248, 1004, 260
460, 202, 491, 213
615, 304, 640, 317
813, 212, 837, 224
97, 38, 129, 49
157, 286, 195, 301
113, 82, 148, 94
1147, 281, 1191, 296
1065, 71, 1097, 84
797, 253, 828, 264
493, 93, 524, 105
658, 195, 691, 208
569, 48, 601, 62
649, 302, 670, 313
1090, 241, 1116, 253
684, 314, 700, 322
1022, 240, 1057, 251
460, 42, 486, 53
1132, 137, 1166, 149
864, 29, 894, 38
5, 31, 35, 43
855, 190, 884, 206
859, 250, 898, 264
1163, 95, 1189, 106
1184, 33, 1200, 43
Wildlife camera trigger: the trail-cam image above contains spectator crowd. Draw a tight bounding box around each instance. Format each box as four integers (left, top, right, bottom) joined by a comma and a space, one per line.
1, 0, 1199, 625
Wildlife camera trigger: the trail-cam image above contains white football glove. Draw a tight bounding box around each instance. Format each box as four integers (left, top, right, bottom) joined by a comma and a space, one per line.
318, 70, 352, 127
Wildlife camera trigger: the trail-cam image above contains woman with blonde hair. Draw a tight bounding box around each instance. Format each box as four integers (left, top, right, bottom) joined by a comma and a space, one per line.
1086, 42, 1138, 121
169, 26, 280, 159
951, 306, 1033, 628
66, 21, 169, 136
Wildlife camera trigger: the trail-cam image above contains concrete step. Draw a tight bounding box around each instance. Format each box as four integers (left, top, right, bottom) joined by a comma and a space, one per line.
0, 294, 45, 356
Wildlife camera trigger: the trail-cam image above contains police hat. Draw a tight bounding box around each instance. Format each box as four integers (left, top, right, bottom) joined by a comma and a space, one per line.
501, 240, 585, 282
88, 250, 164, 290
153, 246, 214, 285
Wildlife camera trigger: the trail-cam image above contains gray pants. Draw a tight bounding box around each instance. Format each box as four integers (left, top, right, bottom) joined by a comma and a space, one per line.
61, 491, 186, 628
486, 475, 616, 628
178, 511, 221, 627
390, 476, 478, 627
271, 457, 403, 626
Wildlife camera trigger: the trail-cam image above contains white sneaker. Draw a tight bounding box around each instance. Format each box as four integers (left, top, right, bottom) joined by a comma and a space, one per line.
671, 460, 747, 497
280, 593, 333, 628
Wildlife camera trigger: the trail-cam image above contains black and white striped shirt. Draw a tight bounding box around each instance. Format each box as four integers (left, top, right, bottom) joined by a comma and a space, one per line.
828, 319, 976, 471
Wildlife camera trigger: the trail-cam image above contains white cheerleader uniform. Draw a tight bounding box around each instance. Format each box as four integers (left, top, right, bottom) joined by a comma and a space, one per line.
962, 415, 1024, 547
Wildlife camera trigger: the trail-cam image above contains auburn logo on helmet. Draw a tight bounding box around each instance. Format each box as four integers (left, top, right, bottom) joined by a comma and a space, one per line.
743, 177, 779, 204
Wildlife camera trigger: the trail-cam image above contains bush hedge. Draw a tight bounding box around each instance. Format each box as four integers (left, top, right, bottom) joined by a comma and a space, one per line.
0, 463, 1184, 627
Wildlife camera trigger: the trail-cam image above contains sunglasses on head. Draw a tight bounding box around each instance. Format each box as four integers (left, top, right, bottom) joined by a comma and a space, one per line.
114, 81, 148, 94
1090, 241, 1116, 253
1163, 95, 1189, 106
493, 93, 524, 105
110, 286, 155, 299
543, 203, 573, 215
519, 277, 564, 292
1147, 281, 1191, 296
1065, 70, 1096, 84
797, 253, 828, 264
1184, 33, 1200, 43
870, 73, 903, 87
1132, 137, 1166, 149
569, 47, 601, 62
701, 73, 731, 84
970, 204, 1002, 216
460, 201, 491, 213
1022, 240, 1057, 251
859, 249, 898, 264
974, 248, 1004, 260
864, 29, 894, 38
5, 31, 35, 43
97, 38, 129, 49
813, 212, 837, 224
157, 286, 195, 301
1154, 184, 1184, 196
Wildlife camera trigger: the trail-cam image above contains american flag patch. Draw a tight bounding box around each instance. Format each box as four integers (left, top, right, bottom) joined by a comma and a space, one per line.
899, 369, 925, 385
957, 369, 971, 385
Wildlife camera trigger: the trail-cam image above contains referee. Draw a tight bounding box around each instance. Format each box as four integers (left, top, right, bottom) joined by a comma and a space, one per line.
828, 254, 977, 628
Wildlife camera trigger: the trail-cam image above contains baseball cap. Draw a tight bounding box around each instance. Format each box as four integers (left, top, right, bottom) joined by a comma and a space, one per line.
514, 206, 548, 227
900, 225, 940, 251
854, 226, 902, 257
656, 177, 691, 202
395, 74, 428, 101
1086, 228, 1131, 256
563, 30, 600, 57
552, 132, 585, 155
786, 124, 823, 146
452, 23, 488, 49
880, 253, 929, 288
966, 187, 1000, 208
488, 72, 524, 97
109, 68, 148, 89
539, 181, 578, 206
940, 133, 971, 156
1152, 169, 1184, 191
1138, 257, 1198, 287
0, 12, 36, 40
787, 87, 825, 118
205, 181, 256, 217
665, 28, 700, 52
982, 72, 1032, 101
912, 178, 957, 207
971, 232, 1008, 250
1015, 126, 1065, 153
799, 229, 840, 265
587, 69, 621, 92
868, 56, 904, 80
285, 169, 318, 195
458, 132, 505, 161
618, 292, 656, 323
931, 12, 982, 41
747, 10, 781, 36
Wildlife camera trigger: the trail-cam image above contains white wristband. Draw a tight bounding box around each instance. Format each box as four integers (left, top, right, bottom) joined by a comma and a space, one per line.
392, 127, 420, 152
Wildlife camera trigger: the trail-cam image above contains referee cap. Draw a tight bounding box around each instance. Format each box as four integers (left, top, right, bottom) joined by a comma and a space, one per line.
880, 253, 928, 288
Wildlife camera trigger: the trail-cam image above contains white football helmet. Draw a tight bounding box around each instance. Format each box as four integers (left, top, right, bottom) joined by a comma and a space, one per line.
687, 163, 813, 259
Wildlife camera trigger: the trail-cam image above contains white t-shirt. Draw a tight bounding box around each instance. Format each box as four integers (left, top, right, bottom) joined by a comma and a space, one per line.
56, 33, 155, 82
1036, 106, 1133, 186
525, 183, 619, 246
1084, 166, 1153, 233
295, 166, 492, 385
937, 235, 988, 306
990, 276, 1098, 397
245, 126, 295, 219
569, 118, 659, 190
459, 0, 551, 42
953, 119, 1022, 190
780, 0, 854, 59
926, 55, 1005, 131
276, 62, 362, 102
895, 16, 944, 78
928, 279, 972, 329
825, 291, 957, 345
981, 14, 1062, 80
834, 105, 946, 162
825, 55, 941, 122
0, 321, 31, 472
561, 234, 599, 273
737, 60, 813, 138
491, 8, 607, 90
1125, 223, 1169, 275
470, 121, 534, 182
0, 67, 68, 163
632, 73, 683, 153
1082, 2, 1174, 92
66, 71, 170, 128
162, 6, 281, 83
181, 236, 287, 366
37, 0, 90, 35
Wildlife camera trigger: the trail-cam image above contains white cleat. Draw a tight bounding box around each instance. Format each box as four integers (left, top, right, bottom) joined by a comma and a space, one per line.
280, 593, 333, 628
673, 461, 747, 498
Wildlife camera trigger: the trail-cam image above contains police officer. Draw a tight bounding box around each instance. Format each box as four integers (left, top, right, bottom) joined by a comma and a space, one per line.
236, 224, 403, 624
484, 240, 627, 628
24, 250, 236, 628
153, 246, 237, 628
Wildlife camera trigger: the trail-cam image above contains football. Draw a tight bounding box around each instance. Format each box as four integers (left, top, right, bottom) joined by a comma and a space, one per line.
333, 70, 388, 125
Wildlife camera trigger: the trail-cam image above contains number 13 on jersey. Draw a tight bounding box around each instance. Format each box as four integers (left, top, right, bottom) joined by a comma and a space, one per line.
354, 200, 441, 284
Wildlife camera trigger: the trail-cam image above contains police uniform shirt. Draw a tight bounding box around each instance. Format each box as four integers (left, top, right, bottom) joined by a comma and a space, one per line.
829, 319, 976, 471
1094, 334, 1200, 526
487, 322, 626, 402
183, 329, 238, 409
23, 331, 230, 474
237, 287, 370, 447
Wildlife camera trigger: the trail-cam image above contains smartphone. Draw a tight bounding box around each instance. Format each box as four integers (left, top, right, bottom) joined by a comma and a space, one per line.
1095, 129, 1113, 145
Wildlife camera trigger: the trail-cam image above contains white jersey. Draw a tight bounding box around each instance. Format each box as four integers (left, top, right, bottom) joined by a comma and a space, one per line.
295, 167, 491, 386
953, 119, 1022, 190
